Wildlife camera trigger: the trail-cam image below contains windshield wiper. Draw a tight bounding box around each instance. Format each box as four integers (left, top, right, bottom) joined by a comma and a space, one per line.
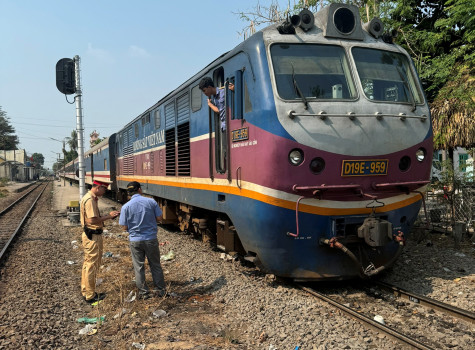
291, 63, 308, 110
396, 66, 416, 112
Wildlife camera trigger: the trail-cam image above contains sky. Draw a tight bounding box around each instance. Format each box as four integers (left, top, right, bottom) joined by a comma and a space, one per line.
0, 0, 291, 170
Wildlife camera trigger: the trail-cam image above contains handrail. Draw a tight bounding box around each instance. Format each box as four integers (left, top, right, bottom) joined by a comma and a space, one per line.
293, 184, 361, 192
208, 108, 214, 181
373, 180, 430, 189
288, 110, 427, 121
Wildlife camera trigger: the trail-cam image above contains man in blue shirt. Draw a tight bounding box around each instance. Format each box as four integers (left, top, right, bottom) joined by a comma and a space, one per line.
199, 77, 234, 131
119, 181, 166, 298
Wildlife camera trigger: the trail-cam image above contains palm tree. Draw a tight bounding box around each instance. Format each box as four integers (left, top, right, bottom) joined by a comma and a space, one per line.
66, 130, 78, 152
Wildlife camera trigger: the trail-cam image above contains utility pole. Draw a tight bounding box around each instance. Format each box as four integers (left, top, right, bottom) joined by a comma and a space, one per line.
74, 55, 86, 200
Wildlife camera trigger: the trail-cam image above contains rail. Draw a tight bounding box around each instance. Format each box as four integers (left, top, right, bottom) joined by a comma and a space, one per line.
298, 284, 434, 350
374, 281, 475, 325
0, 181, 49, 261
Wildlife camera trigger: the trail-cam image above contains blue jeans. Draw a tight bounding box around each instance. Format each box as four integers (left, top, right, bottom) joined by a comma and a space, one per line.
129, 238, 165, 295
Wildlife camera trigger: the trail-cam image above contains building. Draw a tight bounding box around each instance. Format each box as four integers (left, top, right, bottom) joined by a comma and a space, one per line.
432, 148, 474, 182
0, 149, 36, 181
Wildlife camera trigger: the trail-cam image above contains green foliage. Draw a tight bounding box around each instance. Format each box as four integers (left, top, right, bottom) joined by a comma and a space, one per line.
66, 130, 78, 152
30, 153, 44, 169
431, 158, 474, 191
0, 106, 19, 150
93, 137, 106, 146
388, 0, 475, 102
64, 149, 78, 163
0, 177, 8, 186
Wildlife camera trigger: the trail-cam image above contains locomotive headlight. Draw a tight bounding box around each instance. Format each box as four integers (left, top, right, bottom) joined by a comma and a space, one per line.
289, 149, 304, 166
416, 148, 426, 162
334, 7, 356, 34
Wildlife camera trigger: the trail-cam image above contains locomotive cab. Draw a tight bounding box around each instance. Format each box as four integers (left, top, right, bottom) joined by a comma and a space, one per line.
258, 3, 431, 279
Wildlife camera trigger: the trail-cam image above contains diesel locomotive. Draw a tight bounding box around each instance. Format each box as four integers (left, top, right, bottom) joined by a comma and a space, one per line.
65, 3, 432, 280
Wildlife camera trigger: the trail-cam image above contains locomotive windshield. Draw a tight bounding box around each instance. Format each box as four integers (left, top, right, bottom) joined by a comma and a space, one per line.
270, 44, 356, 100
352, 48, 423, 104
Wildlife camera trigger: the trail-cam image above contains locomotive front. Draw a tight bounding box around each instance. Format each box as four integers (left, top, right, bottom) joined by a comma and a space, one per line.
255, 4, 432, 280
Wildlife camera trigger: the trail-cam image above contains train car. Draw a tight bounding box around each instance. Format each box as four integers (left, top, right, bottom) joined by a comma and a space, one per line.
63, 136, 117, 192
63, 158, 78, 182
112, 3, 432, 280
84, 135, 117, 191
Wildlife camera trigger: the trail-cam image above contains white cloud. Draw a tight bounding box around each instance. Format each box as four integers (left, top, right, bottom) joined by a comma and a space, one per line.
128, 45, 151, 58
86, 43, 114, 62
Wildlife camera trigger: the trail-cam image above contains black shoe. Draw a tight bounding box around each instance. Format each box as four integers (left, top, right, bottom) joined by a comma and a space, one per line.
152, 289, 167, 297
138, 293, 151, 300
84, 292, 106, 303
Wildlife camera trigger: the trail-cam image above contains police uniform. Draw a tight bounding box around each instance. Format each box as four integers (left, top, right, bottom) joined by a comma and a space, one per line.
80, 181, 109, 301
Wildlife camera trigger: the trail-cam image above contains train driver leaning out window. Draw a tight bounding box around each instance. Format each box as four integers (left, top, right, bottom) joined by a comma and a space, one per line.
199, 77, 234, 131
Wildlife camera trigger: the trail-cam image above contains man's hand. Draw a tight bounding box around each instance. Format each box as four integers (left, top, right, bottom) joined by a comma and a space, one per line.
109, 211, 120, 219
207, 99, 219, 113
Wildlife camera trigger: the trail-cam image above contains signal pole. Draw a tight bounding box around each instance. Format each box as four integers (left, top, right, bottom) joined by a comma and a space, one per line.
74, 55, 86, 200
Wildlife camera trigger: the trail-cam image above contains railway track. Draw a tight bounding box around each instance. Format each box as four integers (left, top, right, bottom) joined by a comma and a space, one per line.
298, 281, 474, 349
0, 181, 49, 261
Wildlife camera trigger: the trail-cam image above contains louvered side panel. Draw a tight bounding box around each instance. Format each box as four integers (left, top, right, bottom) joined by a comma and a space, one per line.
176, 94, 190, 176
123, 127, 134, 176
165, 129, 176, 176
165, 102, 176, 176
177, 93, 189, 125
177, 123, 190, 176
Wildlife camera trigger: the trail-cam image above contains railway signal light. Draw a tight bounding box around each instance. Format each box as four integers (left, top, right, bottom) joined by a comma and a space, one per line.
56, 58, 76, 95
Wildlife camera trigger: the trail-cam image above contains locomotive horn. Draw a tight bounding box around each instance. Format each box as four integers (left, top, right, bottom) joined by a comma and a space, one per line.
363, 17, 384, 39
290, 14, 301, 27
298, 8, 314, 31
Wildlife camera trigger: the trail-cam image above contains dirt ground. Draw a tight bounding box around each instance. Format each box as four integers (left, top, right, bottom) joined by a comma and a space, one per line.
70, 219, 245, 349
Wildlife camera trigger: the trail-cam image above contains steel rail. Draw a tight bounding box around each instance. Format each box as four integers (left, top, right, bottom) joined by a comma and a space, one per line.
0, 182, 49, 260
0, 182, 43, 217
374, 281, 475, 325
297, 284, 434, 350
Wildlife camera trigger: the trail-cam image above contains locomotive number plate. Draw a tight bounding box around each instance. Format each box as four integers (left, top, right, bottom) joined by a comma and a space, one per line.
341, 159, 388, 176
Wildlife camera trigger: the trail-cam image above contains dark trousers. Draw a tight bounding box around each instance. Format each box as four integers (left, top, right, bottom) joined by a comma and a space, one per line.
129, 238, 166, 295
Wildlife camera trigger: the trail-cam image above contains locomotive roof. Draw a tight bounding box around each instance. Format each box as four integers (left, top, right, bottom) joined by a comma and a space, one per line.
120, 4, 405, 131
120, 31, 264, 131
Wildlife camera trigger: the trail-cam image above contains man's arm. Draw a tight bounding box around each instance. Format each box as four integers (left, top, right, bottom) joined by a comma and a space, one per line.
207, 99, 219, 113
85, 211, 119, 225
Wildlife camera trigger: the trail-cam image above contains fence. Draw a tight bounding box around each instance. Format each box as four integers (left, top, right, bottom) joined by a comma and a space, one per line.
421, 183, 475, 230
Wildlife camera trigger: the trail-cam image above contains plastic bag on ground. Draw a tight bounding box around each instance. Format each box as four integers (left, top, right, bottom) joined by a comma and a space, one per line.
77, 316, 105, 324
160, 250, 175, 261
78, 324, 95, 335
125, 291, 136, 303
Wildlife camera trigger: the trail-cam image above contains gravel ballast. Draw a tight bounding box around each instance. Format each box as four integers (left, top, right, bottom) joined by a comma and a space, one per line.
0, 183, 473, 349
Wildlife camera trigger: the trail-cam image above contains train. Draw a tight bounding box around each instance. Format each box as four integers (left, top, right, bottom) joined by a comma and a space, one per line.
64, 3, 432, 281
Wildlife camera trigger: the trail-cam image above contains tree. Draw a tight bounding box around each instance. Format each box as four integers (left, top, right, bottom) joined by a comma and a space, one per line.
428, 0, 475, 151
61, 130, 79, 163
387, 0, 475, 154
235, 1, 389, 38
66, 130, 78, 152
0, 106, 19, 150
93, 137, 106, 146
30, 153, 44, 169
